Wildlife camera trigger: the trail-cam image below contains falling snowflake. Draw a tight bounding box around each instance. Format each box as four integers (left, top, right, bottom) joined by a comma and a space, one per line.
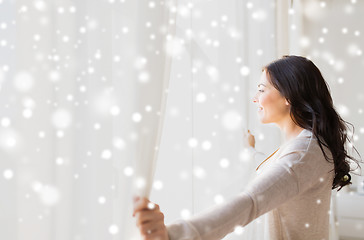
219, 158, 230, 168
123, 167, 134, 177
108, 224, 119, 235
240, 66, 250, 76
101, 149, 112, 159
196, 92, 207, 103
201, 140, 212, 151
180, 209, 191, 219
153, 180, 164, 190
14, 71, 34, 92
234, 226, 244, 235
3, 169, 14, 180
98, 196, 106, 204
51, 109, 72, 129
1, 118, 11, 127
132, 112, 142, 122
221, 110, 242, 131
188, 138, 198, 148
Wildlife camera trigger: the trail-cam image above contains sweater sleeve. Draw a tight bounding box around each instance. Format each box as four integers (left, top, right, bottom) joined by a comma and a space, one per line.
166, 151, 304, 240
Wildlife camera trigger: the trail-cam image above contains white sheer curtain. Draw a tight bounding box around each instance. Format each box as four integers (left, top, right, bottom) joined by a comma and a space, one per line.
1, 0, 175, 239
120, 1, 177, 239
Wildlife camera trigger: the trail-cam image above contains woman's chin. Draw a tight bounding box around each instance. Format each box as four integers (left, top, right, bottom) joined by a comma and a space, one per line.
258, 117, 269, 124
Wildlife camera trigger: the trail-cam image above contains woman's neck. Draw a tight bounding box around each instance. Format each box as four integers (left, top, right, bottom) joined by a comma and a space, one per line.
276, 118, 305, 143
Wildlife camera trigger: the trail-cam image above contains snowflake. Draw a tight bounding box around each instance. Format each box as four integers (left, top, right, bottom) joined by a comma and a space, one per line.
51, 109, 72, 129
98, 196, 106, 204
1, 117, 11, 127
181, 209, 191, 219
188, 138, 198, 148
123, 167, 133, 177
219, 158, 230, 168
101, 149, 112, 159
153, 180, 163, 190
3, 169, 14, 179
108, 224, 119, 235
132, 112, 142, 122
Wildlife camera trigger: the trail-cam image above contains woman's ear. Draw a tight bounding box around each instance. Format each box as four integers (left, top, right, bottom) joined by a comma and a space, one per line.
285, 99, 290, 106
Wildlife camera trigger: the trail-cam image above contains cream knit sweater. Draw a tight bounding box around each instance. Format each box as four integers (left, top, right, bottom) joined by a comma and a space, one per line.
167, 129, 335, 240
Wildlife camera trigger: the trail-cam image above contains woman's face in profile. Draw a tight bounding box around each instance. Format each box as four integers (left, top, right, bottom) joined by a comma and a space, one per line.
253, 71, 290, 124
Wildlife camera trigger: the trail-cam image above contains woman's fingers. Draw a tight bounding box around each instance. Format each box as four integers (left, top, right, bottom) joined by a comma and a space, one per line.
133, 197, 149, 216
247, 129, 255, 148
133, 197, 160, 216
141, 228, 169, 240
139, 219, 165, 235
243, 129, 255, 148
135, 209, 164, 227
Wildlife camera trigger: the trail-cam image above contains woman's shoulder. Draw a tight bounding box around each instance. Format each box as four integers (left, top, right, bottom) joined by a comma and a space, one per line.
277, 129, 332, 165
277, 129, 333, 169
279, 129, 313, 155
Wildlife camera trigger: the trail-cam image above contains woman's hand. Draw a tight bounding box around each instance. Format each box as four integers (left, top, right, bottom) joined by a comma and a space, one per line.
133, 197, 169, 240
243, 129, 255, 148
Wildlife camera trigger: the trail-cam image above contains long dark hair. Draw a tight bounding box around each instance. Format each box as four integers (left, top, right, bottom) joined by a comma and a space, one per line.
263, 55, 361, 191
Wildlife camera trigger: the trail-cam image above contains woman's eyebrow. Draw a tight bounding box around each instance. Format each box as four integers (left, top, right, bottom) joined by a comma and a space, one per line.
257, 83, 266, 87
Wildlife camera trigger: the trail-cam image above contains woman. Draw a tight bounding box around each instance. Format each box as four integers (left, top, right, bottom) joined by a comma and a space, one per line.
133, 55, 360, 240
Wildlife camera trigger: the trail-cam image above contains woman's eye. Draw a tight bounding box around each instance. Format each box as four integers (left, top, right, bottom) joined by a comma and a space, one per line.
258, 89, 264, 92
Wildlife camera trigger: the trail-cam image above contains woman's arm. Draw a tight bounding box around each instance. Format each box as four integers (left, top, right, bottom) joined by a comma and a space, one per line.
133, 130, 265, 240
133, 154, 302, 240
166, 151, 305, 240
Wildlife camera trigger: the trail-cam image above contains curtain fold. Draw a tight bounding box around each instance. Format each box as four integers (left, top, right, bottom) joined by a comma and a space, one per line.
129, 0, 176, 201
119, 1, 177, 239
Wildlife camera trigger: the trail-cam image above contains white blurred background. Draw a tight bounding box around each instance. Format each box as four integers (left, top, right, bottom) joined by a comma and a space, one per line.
0, 0, 363, 240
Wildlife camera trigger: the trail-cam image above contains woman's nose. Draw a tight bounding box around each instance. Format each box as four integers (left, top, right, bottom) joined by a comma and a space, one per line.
252, 94, 258, 103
